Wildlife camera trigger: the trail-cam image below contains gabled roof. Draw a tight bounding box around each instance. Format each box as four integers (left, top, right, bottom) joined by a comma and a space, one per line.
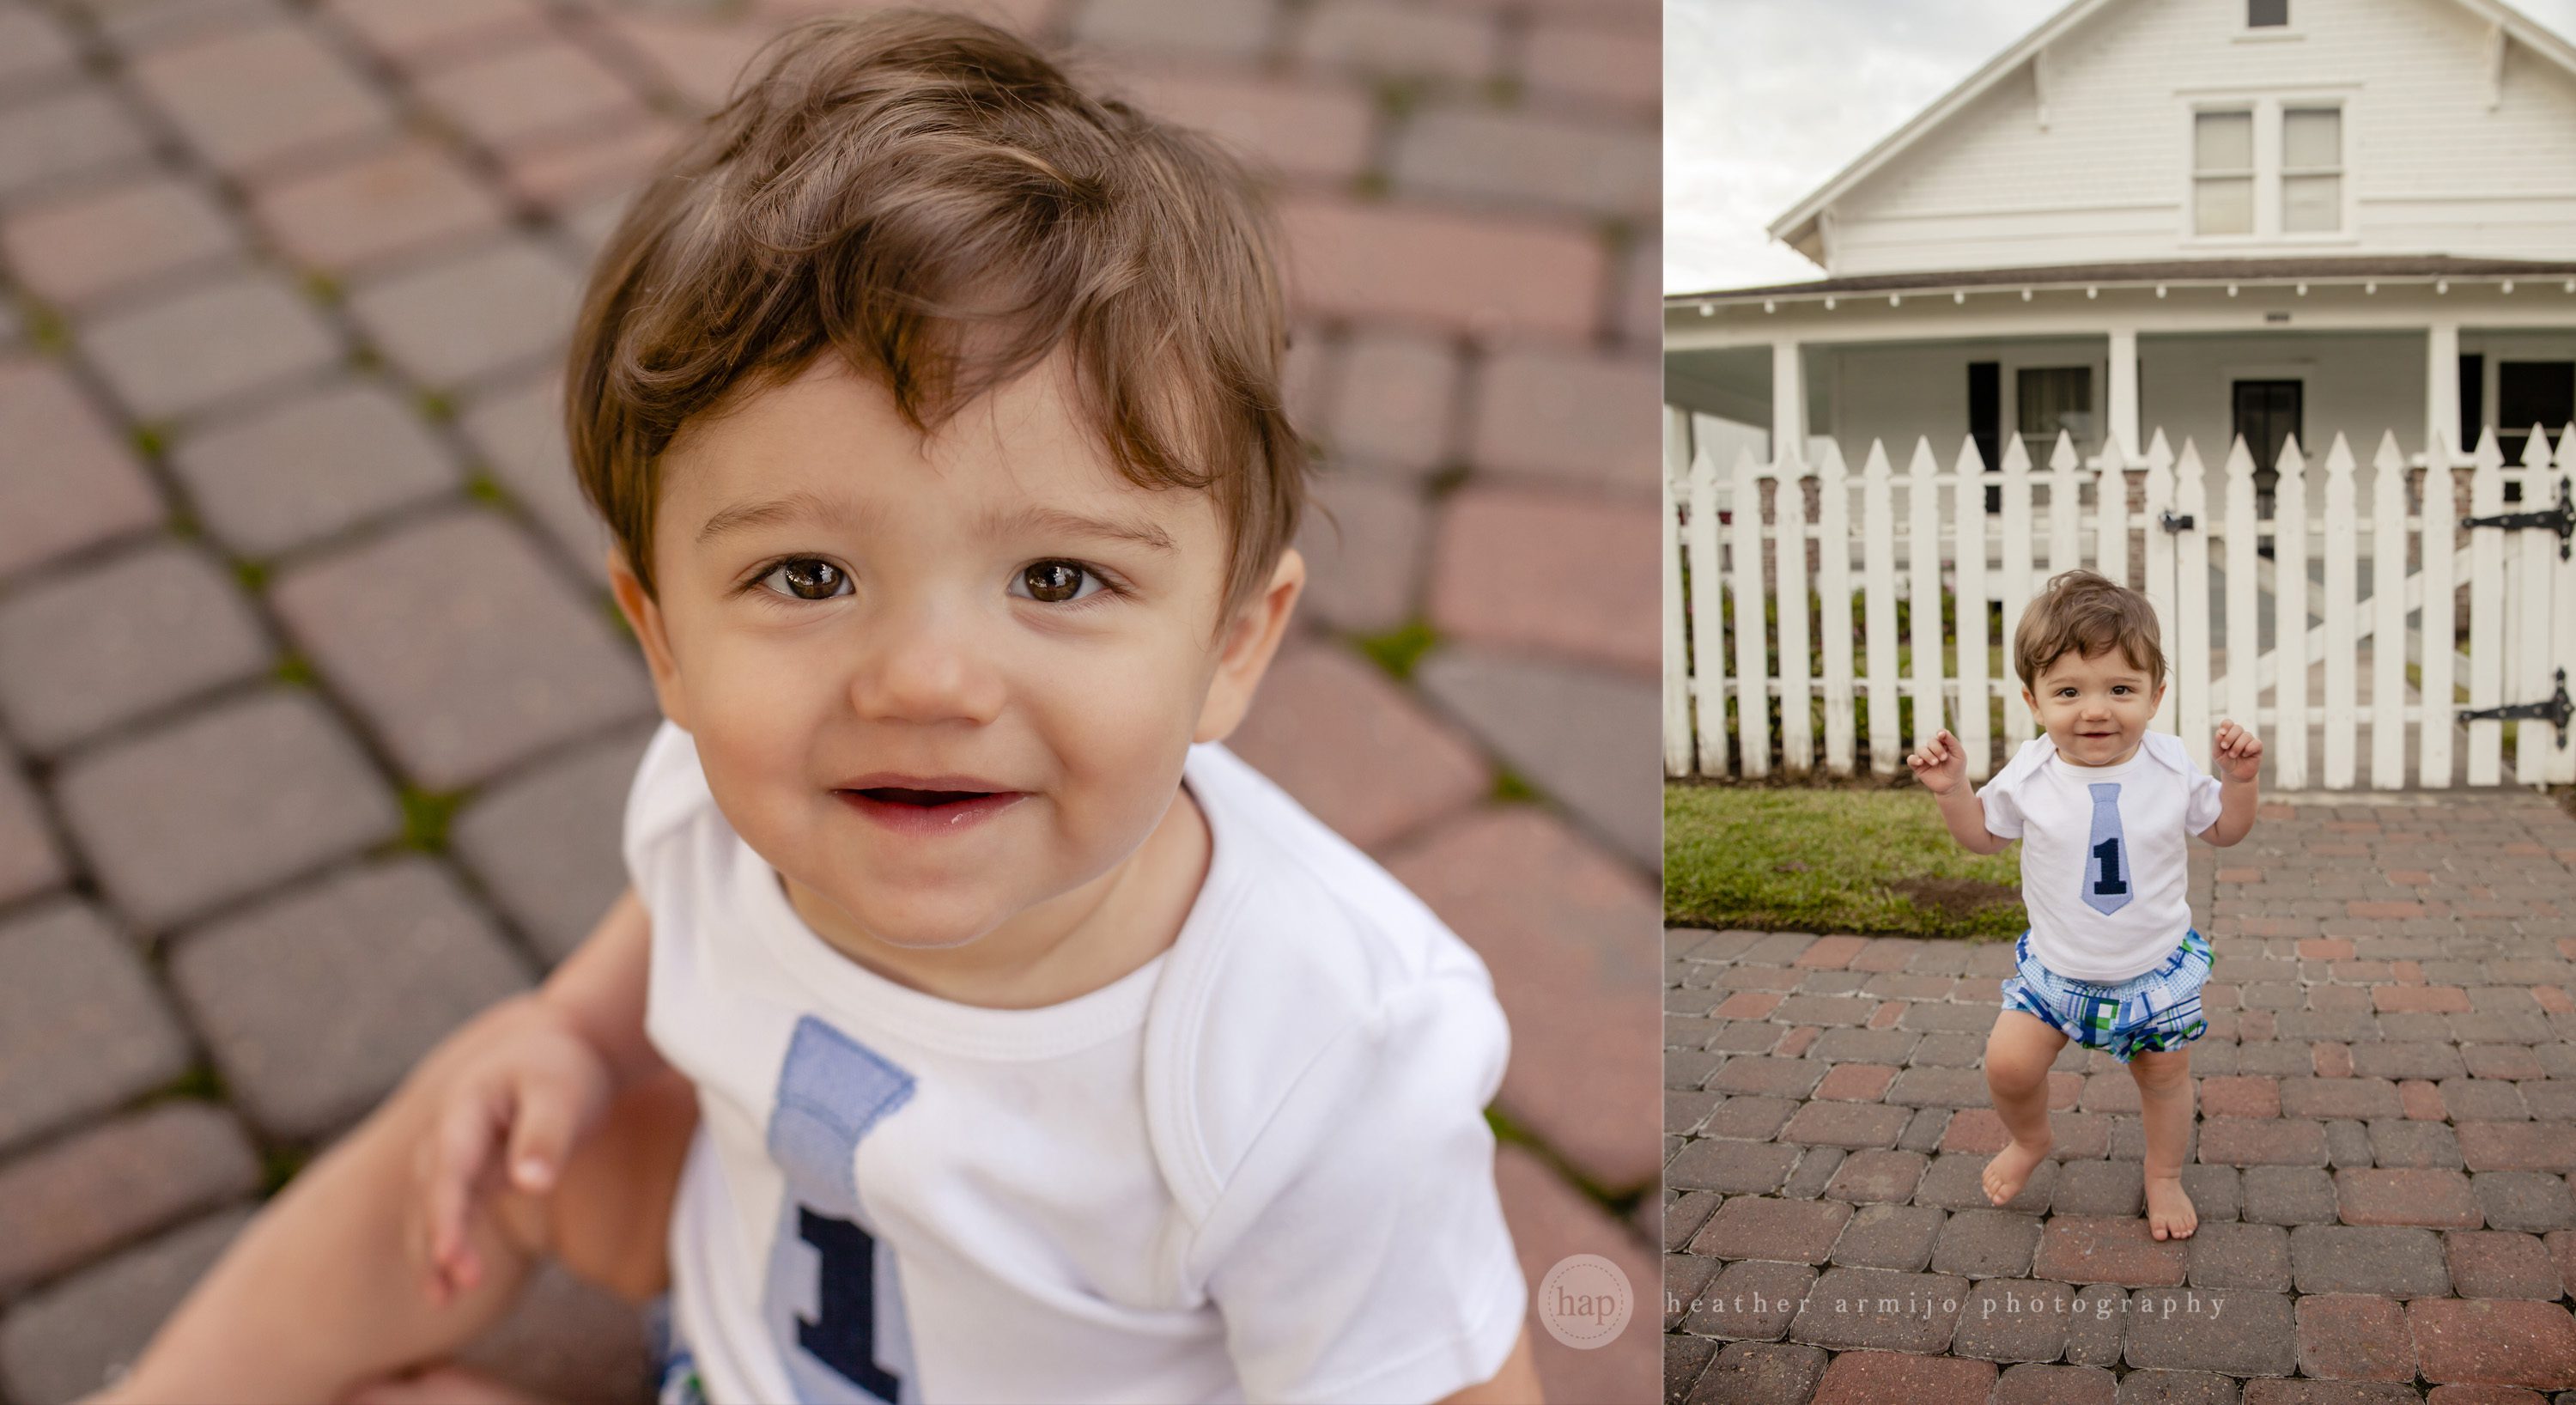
1766, 0, 2576, 265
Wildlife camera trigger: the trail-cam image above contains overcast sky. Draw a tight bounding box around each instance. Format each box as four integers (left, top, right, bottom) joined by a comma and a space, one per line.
1664, 0, 2576, 294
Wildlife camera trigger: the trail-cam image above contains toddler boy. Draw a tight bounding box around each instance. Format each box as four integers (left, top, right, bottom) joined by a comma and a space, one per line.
1906, 569, 2262, 1241
98, 12, 1539, 1404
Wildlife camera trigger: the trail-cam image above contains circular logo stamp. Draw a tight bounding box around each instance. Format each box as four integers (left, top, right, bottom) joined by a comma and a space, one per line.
1535, 1254, 1632, 1350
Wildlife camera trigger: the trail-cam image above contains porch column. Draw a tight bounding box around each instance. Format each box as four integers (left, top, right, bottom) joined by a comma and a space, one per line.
2107, 327, 2140, 457
1771, 339, 1806, 460
2425, 320, 2461, 462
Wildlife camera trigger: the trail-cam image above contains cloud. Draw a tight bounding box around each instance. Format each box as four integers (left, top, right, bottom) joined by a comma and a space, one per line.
1666, 0, 2576, 293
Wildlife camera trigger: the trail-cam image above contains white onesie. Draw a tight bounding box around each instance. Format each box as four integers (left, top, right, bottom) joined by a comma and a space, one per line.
1975, 731, 2226, 982
623, 720, 1527, 1404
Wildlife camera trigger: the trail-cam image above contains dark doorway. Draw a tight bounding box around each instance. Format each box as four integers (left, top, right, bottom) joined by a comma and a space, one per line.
2498, 361, 2573, 501
1969, 362, 2001, 511
2233, 380, 2302, 516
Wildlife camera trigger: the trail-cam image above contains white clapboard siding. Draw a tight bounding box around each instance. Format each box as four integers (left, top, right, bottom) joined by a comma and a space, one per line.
1999, 435, 2036, 744
2321, 434, 2360, 789
2173, 441, 2212, 772
1662, 445, 1692, 779
1730, 448, 1770, 779
1776, 455, 1814, 775
2419, 435, 2458, 789
2274, 436, 2312, 790
2515, 429, 2557, 787
2467, 430, 2506, 785
2551, 429, 2576, 788
1953, 437, 1994, 779
2221, 436, 2260, 745
2141, 433, 2178, 736
1907, 440, 1945, 750
1816, 442, 1856, 776
1660, 418, 2567, 788
2371, 433, 2411, 789
1687, 446, 1728, 777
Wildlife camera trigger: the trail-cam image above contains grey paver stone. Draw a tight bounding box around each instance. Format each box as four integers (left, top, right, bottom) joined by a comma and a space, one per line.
2181, 1164, 2240, 1222
1917, 1151, 2056, 1213
1828, 1202, 1944, 1271
0, 899, 191, 1157
169, 379, 460, 556
1667, 1138, 1801, 1195
0, 542, 270, 752
270, 509, 653, 788
2111, 1367, 2239, 1404
2367, 1116, 2465, 1169
443, 721, 649, 964
54, 689, 398, 930
1708, 1056, 1827, 1100
2184, 1220, 2292, 1290
1951, 1278, 2075, 1364
0, 359, 165, 580
345, 238, 579, 387
2350, 1041, 2466, 1080
1931, 1207, 2044, 1278
0, 757, 66, 906
1689, 1195, 1852, 1264
1782, 1146, 1842, 1201
1778, 1099, 1911, 1149
0, 8, 80, 93
168, 857, 532, 1139
81, 270, 340, 419
0, 1101, 259, 1296
0, 87, 153, 199
0, 1207, 255, 1404
1415, 648, 1657, 867
2476, 1171, 2576, 1232
2065, 1283, 2129, 1366
1704, 1095, 1795, 1140
2123, 1286, 2295, 1377
1825, 1148, 1928, 1205
0, 174, 242, 307
1683, 1340, 1826, 1404
2289, 1224, 2453, 1297
1679, 1257, 1816, 1341
2056, 1160, 2148, 1218
2242, 1165, 2341, 1225
457, 374, 616, 587
128, 24, 392, 174
1787, 1264, 1969, 1353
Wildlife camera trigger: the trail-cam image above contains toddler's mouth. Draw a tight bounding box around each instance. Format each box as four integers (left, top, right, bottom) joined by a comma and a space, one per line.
831, 775, 1025, 833
852, 787, 993, 807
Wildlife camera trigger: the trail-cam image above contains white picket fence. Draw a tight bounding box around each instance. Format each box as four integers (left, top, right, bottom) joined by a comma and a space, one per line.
1661, 424, 2576, 790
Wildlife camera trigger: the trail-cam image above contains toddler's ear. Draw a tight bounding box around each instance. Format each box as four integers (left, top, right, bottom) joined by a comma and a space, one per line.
609, 550, 691, 732
1193, 549, 1305, 745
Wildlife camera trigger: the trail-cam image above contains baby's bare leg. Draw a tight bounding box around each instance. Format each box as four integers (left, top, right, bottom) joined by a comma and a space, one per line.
1982, 1009, 2066, 1207
93, 1006, 695, 1405
2129, 1047, 2197, 1239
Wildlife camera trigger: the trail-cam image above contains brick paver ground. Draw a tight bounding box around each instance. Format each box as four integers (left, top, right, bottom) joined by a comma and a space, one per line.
1667, 793, 2576, 1403
0, 0, 1661, 1402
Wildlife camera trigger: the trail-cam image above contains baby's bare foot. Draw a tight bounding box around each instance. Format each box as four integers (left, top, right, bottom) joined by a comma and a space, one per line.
1983, 1137, 2051, 1206
2145, 1172, 2197, 1240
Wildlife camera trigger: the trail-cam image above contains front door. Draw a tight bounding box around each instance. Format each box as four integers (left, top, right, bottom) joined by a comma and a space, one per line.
2497, 362, 2574, 496
2233, 380, 2302, 514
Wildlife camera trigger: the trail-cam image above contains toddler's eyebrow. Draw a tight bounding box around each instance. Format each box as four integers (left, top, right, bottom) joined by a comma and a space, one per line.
696, 490, 877, 546
983, 504, 1176, 552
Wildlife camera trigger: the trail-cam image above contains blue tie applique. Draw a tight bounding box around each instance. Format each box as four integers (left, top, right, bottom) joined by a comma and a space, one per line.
2084, 782, 2131, 915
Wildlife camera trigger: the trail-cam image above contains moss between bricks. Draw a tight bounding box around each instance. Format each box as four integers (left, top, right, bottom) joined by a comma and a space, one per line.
1353, 617, 1437, 683
1485, 1104, 1646, 1220
396, 787, 471, 854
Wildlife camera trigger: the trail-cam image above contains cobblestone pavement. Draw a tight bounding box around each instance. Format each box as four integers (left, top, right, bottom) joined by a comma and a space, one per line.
1664, 792, 2576, 1404
0, 0, 1662, 1401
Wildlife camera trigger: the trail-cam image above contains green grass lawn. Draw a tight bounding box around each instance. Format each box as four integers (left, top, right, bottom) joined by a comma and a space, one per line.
1665, 783, 2028, 940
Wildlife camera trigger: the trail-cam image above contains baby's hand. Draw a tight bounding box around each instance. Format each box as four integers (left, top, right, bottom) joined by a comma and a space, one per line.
1905, 729, 1971, 794
2213, 720, 2264, 782
411, 998, 614, 1307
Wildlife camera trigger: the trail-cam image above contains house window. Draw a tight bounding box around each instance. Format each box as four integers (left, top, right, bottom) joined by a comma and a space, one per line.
2248, 0, 2288, 26
2194, 111, 2256, 234
2281, 106, 2342, 232
2017, 367, 2093, 454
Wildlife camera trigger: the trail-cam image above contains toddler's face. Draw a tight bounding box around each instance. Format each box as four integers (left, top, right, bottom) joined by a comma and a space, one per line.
611, 354, 1297, 952
2024, 648, 2164, 767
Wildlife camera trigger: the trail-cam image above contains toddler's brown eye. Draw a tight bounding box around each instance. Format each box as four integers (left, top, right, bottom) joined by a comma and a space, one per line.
769, 558, 848, 600
1020, 561, 1086, 603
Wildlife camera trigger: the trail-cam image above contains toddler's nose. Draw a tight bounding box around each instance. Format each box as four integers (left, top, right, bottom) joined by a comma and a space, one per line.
849, 605, 1005, 725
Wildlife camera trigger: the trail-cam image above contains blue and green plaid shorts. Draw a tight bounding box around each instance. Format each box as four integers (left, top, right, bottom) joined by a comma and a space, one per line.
1998, 928, 2212, 1063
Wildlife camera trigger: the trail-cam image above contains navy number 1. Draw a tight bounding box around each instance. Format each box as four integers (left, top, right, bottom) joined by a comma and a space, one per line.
799, 1207, 902, 1401
2093, 838, 2128, 896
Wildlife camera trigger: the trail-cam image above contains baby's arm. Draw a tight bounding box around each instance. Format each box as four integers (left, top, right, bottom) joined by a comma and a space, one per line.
420, 887, 662, 1303
1906, 728, 2012, 855
2201, 720, 2263, 846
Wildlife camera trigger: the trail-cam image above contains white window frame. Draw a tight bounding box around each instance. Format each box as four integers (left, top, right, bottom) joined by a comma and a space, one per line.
2178, 88, 2358, 245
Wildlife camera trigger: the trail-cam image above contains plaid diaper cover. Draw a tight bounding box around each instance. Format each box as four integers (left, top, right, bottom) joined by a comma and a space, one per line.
1997, 928, 2212, 1063
642, 1295, 707, 1405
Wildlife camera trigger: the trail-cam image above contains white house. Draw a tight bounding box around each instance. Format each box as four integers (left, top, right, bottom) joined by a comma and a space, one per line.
1661, 0, 2576, 791
1666, 0, 2576, 501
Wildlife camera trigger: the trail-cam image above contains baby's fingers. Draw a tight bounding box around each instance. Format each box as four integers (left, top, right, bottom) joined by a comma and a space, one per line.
425, 1085, 501, 1286
502, 1072, 586, 1196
